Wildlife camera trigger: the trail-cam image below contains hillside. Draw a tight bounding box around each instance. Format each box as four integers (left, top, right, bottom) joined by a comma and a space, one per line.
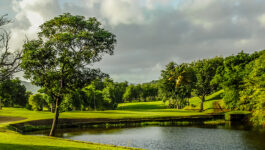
21, 81, 40, 94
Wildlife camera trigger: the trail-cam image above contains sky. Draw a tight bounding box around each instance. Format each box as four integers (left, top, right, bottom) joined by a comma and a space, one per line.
1, 0, 265, 83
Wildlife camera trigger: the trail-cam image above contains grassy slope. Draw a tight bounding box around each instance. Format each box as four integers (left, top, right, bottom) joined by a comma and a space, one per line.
117, 90, 225, 113
0, 130, 132, 150
186, 90, 225, 112
0, 108, 143, 150
117, 101, 168, 110
0, 90, 226, 150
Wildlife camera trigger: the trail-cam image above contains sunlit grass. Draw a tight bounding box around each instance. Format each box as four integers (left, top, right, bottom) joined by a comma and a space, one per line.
0, 90, 226, 150
187, 90, 224, 112
0, 129, 133, 150
117, 101, 168, 110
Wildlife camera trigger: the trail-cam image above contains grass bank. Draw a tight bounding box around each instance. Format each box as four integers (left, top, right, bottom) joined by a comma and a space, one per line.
0, 108, 211, 150
0, 90, 246, 150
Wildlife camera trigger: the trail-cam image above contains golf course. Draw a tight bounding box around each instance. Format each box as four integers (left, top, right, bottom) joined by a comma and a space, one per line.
0, 90, 239, 150
1, 2, 265, 149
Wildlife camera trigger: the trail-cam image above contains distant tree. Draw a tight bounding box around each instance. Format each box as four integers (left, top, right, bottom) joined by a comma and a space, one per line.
168, 63, 196, 108
123, 84, 138, 102
160, 62, 176, 106
114, 81, 128, 103
240, 51, 265, 126
123, 85, 133, 102
102, 84, 116, 109
83, 83, 104, 110
65, 89, 87, 111
38, 87, 56, 113
28, 93, 46, 111
141, 83, 150, 102
102, 79, 119, 109
21, 13, 116, 136
135, 84, 142, 101
192, 57, 223, 111
0, 78, 27, 108
160, 62, 195, 108
0, 15, 22, 109
213, 51, 259, 109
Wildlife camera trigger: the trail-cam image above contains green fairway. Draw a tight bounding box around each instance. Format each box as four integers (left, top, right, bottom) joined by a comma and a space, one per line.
0, 108, 207, 150
0, 90, 226, 150
185, 90, 225, 112
117, 90, 225, 112
0, 129, 135, 150
117, 101, 168, 110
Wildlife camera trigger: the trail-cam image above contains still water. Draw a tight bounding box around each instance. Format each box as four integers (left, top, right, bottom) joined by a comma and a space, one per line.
29, 124, 265, 150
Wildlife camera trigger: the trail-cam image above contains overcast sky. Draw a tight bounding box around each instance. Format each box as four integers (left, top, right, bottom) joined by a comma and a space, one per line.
1, 0, 265, 83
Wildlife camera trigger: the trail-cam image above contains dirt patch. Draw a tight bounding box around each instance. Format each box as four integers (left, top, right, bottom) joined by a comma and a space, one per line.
0, 116, 26, 123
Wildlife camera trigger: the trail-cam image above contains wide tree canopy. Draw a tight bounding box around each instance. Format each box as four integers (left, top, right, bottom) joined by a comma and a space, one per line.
21, 13, 116, 136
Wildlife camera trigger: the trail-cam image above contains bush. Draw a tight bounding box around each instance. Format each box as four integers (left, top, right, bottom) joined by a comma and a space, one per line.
28, 94, 46, 111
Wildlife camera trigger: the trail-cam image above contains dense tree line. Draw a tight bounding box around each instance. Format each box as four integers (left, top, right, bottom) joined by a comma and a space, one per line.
160, 50, 265, 125
0, 78, 160, 113
0, 78, 29, 108
26, 78, 161, 112
123, 81, 159, 102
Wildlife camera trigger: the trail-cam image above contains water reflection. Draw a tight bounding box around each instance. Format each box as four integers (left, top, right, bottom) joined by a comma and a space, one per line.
28, 123, 265, 150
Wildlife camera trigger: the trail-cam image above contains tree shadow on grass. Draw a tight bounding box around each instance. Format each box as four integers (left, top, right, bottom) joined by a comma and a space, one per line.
0, 143, 101, 150
117, 104, 167, 110
68, 111, 134, 115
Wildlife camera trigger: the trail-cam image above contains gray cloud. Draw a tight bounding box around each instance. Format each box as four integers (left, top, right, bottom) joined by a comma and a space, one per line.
2, 0, 265, 83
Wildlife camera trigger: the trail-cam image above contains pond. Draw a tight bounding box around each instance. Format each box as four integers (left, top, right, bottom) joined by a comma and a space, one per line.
28, 123, 265, 150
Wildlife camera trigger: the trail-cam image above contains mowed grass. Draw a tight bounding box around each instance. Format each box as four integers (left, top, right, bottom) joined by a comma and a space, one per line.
186, 90, 224, 112
0, 90, 225, 124
0, 90, 225, 150
0, 108, 147, 150
116, 90, 225, 113
0, 107, 205, 126
0, 104, 209, 150
0, 129, 133, 150
117, 101, 168, 110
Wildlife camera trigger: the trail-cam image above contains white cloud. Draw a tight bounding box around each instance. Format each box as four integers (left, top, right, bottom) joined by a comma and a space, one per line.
178, 0, 214, 30
258, 14, 265, 27
179, 0, 213, 11
100, 0, 145, 25
9, 0, 60, 50
145, 0, 174, 10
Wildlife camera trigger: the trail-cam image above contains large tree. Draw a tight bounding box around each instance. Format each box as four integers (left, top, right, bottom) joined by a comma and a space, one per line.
192, 57, 223, 112
213, 51, 259, 109
0, 15, 22, 109
160, 62, 176, 106
240, 51, 265, 126
21, 13, 116, 136
168, 63, 196, 109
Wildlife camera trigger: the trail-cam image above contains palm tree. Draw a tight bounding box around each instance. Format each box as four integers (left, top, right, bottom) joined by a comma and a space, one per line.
168, 64, 195, 108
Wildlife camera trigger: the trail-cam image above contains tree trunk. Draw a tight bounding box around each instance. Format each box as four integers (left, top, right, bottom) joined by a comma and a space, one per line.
0, 98, 2, 110
49, 98, 60, 136
51, 103, 55, 113
200, 95, 205, 112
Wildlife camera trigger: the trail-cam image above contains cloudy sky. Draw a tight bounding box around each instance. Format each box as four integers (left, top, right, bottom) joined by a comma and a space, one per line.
1, 0, 265, 83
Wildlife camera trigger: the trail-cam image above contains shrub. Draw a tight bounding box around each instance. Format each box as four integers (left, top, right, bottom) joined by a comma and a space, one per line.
28, 94, 46, 111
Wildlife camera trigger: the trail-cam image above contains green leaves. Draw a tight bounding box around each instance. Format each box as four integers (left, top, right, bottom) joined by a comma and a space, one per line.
21, 13, 116, 102
161, 62, 196, 108
0, 78, 27, 107
240, 51, 265, 126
